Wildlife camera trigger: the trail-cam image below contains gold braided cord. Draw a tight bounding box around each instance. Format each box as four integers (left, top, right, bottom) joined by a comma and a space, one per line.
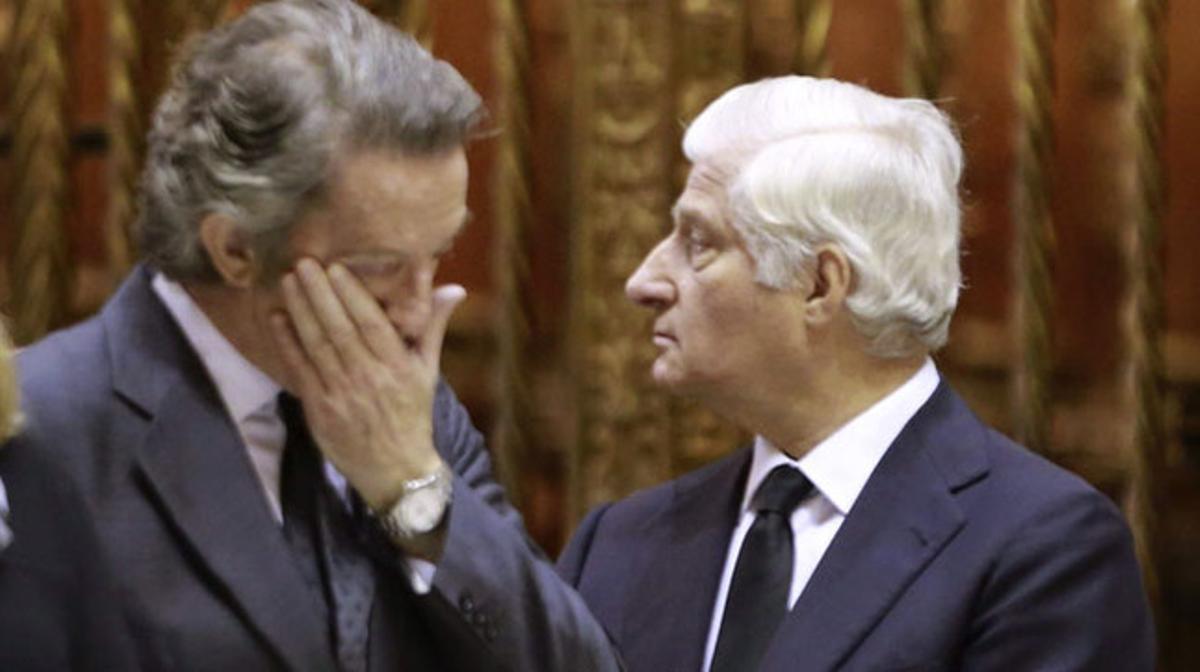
1121, 0, 1168, 616
1, 323, 22, 443
172, 0, 229, 38
7, 0, 71, 344
793, 0, 832, 76
490, 0, 534, 500
375, 1, 433, 48
402, 0, 434, 49
1011, 0, 1056, 454
374, 0, 436, 47
901, 0, 945, 99
107, 0, 142, 282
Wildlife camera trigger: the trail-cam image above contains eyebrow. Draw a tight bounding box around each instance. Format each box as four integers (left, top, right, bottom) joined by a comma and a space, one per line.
673, 203, 722, 236
334, 210, 473, 262
670, 201, 692, 223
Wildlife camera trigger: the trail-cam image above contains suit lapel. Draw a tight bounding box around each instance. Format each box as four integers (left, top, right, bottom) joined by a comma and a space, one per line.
106, 267, 335, 671
760, 383, 988, 671
622, 450, 750, 672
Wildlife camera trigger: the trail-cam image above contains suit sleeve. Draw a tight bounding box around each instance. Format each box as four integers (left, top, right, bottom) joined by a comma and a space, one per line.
421, 381, 621, 672
962, 488, 1155, 672
556, 503, 611, 587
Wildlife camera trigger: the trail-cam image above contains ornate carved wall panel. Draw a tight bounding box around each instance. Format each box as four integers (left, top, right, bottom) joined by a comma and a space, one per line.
568, 0, 676, 518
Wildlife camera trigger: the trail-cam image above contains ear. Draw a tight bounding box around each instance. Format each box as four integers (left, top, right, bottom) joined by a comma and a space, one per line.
199, 213, 259, 288
803, 244, 853, 326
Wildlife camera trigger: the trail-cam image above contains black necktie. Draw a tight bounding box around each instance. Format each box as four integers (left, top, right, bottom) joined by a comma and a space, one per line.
278, 393, 375, 672
710, 465, 814, 672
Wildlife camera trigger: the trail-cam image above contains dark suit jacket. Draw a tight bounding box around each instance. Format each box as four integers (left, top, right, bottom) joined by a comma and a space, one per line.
0, 437, 139, 671
18, 265, 616, 672
559, 382, 1155, 671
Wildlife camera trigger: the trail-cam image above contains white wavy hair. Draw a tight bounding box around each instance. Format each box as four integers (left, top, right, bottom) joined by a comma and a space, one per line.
685, 76, 964, 357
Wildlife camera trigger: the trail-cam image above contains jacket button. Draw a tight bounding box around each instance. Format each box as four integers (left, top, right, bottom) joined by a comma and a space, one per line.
472, 612, 488, 627
459, 593, 475, 613
484, 624, 498, 641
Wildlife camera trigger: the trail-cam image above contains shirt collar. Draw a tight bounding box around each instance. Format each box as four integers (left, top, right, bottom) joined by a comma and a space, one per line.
744, 358, 940, 516
151, 273, 281, 423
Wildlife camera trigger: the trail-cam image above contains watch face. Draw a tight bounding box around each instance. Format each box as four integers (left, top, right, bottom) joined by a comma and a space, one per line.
399, 488, 446, 535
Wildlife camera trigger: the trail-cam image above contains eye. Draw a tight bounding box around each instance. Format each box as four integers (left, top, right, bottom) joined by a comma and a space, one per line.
686, 229, 719, 267
343, 258, 405, 278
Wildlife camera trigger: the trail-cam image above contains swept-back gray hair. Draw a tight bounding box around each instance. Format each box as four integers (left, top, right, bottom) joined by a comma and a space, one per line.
138, 0, 484, 281
685, 76, 964, 358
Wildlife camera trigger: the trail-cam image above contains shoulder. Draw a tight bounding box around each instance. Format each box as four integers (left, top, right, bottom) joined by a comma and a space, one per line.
914, 388, 1133, 565
578, 447, 746, 541
913, 383, 1115, 522
976, 426, 1121, 530
18, 315, 109, 391
16, 317, 114, 439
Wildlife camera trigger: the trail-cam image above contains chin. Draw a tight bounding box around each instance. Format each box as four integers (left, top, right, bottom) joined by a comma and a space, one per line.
651, 368, 701, 398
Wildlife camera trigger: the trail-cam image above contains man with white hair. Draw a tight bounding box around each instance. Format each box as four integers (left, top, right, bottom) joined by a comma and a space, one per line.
558, 76, 1154, 671
15, 1, 617, 670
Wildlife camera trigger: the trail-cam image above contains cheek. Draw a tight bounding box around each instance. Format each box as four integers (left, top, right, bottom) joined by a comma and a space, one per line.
359, 276, 395, 303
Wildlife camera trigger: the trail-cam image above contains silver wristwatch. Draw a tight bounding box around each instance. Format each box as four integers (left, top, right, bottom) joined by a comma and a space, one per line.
376, 463, 453, 542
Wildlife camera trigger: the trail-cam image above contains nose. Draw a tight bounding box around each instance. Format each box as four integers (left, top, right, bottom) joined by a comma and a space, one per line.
381, 258, 436, 337
625, 239, 675, 310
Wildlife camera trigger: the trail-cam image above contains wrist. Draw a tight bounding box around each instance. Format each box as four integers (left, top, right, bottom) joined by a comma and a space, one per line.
359, 448, 444, 511
372, 462, 453, 546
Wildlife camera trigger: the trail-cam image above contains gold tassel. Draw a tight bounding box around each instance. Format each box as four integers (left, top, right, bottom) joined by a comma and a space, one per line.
107, 0, 143, 284
1011, 0, 1057, 453
793, 0, 832, 76
7, 0, 72, 344
1121, 0, 1168, 623
490, 0, 535, 502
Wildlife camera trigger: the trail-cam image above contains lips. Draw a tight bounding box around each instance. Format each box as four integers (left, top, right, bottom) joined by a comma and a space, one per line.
652, 330, 676, 347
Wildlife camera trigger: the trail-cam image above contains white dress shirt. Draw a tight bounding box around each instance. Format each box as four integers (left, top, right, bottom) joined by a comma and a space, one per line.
701, 359, 941, 672
151, 273, 436, 592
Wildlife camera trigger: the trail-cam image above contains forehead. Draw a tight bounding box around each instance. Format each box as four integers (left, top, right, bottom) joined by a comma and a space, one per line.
673, 161, 735, 226
327, 148, 467, 213
295, 147, 469, 252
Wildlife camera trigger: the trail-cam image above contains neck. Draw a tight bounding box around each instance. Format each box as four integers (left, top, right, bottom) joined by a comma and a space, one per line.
721, 349, 927, 461
184, 282, 285, 385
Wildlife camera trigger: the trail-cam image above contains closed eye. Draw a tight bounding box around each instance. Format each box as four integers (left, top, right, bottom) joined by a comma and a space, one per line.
342, 257, 405, 278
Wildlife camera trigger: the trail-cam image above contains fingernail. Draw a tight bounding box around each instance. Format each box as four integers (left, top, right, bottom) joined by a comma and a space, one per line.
329, 263, 348, 281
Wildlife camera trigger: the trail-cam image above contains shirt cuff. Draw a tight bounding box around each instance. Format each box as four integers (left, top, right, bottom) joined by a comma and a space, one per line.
404, 556, 438, 594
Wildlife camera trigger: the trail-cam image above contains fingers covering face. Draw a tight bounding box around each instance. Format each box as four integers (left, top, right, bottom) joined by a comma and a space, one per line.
276, 259, 465, 386
327, 263, 407, 365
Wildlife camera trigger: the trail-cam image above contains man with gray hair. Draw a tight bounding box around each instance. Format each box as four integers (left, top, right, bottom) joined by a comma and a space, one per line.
16, 1, 617, 670
558, 76, 1154, 671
